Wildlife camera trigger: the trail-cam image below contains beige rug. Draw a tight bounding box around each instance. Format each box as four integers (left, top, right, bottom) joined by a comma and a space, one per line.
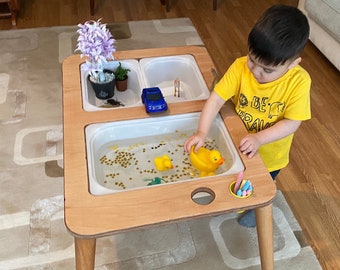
0, 18, 321, 269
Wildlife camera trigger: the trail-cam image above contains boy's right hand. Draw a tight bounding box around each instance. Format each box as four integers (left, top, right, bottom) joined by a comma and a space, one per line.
183, 92, 224, 154
184, 133, 205, 153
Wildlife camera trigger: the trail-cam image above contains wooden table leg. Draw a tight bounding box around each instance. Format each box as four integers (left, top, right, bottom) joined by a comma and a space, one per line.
255, 204, 274, 270
75, 237, 96, 270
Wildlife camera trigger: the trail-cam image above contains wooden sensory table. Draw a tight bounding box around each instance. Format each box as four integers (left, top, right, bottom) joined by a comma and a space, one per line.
62, 46, 277, 270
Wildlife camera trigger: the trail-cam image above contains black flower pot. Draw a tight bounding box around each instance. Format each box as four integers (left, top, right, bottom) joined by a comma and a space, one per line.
88, 70, 115, 100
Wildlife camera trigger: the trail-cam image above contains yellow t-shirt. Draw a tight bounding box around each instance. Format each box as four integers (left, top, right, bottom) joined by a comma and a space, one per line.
214, 56, 311, 171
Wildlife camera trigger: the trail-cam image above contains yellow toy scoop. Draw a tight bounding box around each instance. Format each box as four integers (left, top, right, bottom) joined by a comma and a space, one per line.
190, 146, 224, 177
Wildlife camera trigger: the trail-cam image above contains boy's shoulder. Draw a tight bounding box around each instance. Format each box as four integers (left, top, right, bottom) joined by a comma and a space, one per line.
229, 56, 248, 72
289, 64, 311, 82
234, 56, 248, 65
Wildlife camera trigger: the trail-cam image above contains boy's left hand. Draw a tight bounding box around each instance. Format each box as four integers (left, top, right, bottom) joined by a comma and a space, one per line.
239, 134, 261, 158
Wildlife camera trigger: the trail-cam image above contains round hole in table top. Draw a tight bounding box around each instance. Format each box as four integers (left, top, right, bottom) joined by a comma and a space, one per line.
191, 187, 215, 205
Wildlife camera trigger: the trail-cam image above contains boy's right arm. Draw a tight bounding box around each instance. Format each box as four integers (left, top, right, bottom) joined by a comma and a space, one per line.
184, 91, 226, 153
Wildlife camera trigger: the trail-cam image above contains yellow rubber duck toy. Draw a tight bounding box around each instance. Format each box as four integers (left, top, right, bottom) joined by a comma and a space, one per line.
154, 155, 174, 171
190, 146, 224, 177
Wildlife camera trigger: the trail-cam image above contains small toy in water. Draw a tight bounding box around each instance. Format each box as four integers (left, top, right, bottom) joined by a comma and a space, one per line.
190, 146, 224, 177
154, 155, 174, 171
145, 177, 164, 186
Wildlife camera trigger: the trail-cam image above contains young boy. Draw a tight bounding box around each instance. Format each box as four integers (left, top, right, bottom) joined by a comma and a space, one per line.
184, 5, 311, 227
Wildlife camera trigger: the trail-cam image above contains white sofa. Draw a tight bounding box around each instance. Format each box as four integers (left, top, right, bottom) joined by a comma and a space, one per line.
298, 0, 340, 70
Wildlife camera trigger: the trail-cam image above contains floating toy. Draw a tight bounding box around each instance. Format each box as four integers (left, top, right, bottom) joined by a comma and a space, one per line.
154, 155, 174, 171
145, 177, 164, 186
189, 146, 224, 177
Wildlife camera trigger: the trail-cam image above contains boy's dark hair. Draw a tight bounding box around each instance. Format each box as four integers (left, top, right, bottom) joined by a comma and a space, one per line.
248, 5, 310, 66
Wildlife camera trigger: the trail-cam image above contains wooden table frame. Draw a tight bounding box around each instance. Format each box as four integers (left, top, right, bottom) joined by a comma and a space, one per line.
62, 46, 276, 269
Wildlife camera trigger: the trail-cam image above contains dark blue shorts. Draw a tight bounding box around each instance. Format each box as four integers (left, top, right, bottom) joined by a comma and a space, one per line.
270, 170, 280, 180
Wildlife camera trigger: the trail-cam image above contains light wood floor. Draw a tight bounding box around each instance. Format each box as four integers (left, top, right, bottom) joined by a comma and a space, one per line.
1, 0, 339, 269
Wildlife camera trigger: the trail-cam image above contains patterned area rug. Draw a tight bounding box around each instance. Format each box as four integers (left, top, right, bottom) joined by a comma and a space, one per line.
0, 18, 321, 269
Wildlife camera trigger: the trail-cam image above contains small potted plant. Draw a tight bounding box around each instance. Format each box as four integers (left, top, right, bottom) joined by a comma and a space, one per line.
114, 62, 131, 92
75, 19, 116, 99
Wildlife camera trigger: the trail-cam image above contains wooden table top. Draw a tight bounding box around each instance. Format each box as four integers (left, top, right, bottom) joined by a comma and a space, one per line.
62, 46, 276, 238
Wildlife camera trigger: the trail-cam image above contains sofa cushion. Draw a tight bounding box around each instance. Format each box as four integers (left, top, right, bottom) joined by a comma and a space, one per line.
305, 0, 340, 42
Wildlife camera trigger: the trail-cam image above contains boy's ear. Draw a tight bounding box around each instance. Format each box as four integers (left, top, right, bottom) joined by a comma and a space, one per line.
288, 57, 302, 69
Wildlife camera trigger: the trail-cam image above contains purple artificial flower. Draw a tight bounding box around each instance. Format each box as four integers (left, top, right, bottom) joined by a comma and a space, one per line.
75, 19, 116, 82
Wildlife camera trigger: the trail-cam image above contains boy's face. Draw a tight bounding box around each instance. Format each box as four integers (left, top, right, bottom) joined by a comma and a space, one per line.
247, 53, 301, 84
